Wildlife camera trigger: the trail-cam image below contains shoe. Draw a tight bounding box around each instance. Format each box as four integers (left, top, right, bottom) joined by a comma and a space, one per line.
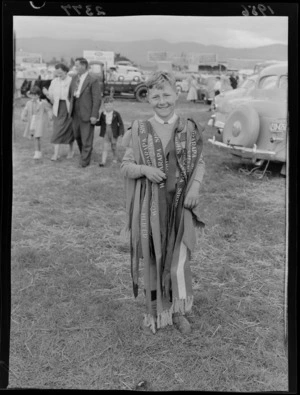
99, 162, 105, 167
66, 152, 74, 159
33, 151, 39, 159
37, 151, 42, 159
173, 314, 191, 334
140, 324, 155, 336
51, 155, 58, 161
140, 316, 157, 335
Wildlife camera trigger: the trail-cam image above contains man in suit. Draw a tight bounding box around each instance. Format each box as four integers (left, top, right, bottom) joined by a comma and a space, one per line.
69, 57, 101, 167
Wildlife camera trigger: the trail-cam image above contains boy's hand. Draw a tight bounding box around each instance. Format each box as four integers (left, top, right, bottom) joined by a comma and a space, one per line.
141, 166, 166, 183
184, 182, 200, 209
90, 117, 97, 125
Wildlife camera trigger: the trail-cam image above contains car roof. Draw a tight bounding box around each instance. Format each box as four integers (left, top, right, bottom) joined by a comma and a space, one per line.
259, 62, 288, 77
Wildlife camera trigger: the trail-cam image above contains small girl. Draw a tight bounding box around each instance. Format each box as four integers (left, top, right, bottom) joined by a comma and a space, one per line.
21, 85, 52, 159
96, 96, 125, 166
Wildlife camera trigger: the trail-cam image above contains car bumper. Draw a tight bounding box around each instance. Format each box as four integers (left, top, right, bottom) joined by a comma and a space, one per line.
207, 114, 225, 129
208, 119, 225, 129
208, 136, 278, 161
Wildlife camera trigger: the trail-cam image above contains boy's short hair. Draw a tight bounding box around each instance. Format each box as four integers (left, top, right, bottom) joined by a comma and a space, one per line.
30, 85, 41, 96
75, 57, 89, 69
146, 71, 177, 91
103, 96, 114, 104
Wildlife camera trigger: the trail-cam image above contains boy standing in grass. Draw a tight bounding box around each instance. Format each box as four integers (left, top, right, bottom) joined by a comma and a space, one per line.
21, 85, 52, 159
121, 71, 205, 334
96, 96, 125, 166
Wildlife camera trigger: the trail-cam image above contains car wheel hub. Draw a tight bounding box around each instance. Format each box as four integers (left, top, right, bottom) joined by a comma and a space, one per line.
232, 121, 242, 137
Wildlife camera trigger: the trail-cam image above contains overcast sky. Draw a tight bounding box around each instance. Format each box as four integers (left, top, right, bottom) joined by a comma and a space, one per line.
14, 16, 288, 48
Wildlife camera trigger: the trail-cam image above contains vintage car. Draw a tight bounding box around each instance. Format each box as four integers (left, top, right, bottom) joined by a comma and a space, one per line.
208, 73, 259, 130
253, 60, 287, 75
72, 61, 148, 102
208, 63, 288, 172
109, 65, 144, 82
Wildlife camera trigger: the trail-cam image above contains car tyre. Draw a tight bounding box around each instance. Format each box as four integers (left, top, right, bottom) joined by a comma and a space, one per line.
135, 85, 148, 102
223, 104, 260, 147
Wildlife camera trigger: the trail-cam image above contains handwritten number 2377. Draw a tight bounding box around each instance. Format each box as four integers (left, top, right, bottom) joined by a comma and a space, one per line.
61, 4, 105, 16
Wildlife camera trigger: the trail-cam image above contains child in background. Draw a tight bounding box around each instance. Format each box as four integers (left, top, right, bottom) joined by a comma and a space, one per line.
21, 85, 52, 159
96, 96, 125, 166
121, 71, 205, 335
209, 76, 222, 112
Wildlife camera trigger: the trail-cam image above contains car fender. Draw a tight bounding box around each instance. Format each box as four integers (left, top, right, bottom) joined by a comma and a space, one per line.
223, 104, 260, 147
134, 82, 147, 94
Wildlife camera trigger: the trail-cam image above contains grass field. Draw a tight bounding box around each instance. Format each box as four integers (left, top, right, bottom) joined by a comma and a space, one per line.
9, 95, 288, 390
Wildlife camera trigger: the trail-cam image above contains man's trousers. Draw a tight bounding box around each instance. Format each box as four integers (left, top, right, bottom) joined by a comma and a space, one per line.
72, 100, 95, 166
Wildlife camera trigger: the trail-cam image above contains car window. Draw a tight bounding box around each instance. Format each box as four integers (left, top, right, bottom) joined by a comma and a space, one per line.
258, 75, 278, 90
279, 75, 288, 90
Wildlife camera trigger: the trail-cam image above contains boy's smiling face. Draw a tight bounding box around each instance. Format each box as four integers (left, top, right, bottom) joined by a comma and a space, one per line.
104, 102, 114, 113
148, 82, 178, 121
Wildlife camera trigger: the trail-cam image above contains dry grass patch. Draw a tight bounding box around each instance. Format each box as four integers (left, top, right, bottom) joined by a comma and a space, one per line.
8, 96, 288, 390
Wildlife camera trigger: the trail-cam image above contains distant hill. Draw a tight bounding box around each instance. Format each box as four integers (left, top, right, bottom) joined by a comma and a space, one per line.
15, 37, 288, 66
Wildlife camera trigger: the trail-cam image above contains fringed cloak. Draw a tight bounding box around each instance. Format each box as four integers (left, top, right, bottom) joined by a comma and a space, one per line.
124, 117, 205, 332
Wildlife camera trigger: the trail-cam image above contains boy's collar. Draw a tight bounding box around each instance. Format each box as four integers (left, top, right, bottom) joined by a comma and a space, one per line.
154, 112, 178, 125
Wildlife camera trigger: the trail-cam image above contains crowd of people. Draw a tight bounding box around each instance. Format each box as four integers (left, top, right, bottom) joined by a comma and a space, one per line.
22, 59, 241, 168
21, 58, 124, 167
20, 62, 207, 335
185, 71, 241, 105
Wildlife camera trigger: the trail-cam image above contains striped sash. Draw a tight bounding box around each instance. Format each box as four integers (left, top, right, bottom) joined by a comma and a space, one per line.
129, 117, 204, 329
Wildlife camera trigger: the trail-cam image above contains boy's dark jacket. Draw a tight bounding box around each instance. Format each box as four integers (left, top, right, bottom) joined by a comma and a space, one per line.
96, 110, 125, 138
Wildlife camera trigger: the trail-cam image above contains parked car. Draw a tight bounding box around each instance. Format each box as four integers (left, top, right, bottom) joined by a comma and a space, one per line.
208, 74, 259, 130
208, 63, 288, 172
82, 61, 148, 102
253, 60, 287, 75
111, 65, 144, 82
